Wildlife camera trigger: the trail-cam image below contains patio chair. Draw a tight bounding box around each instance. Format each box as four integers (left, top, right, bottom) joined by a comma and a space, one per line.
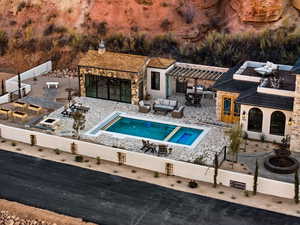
138, 101, 151, 113
157, 145, 168, 156
141, 139, 150, 151
171, 106, 185, 119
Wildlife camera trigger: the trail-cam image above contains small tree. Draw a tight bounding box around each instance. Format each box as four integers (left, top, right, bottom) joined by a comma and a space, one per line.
72, 111, 86, 140
213, 153, 218, 188
227, 124, 243, 168
253, 159, 259, 195
295, 169, 299, 204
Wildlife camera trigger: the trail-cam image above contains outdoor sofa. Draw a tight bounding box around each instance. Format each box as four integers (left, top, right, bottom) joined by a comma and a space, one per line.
153, 99, 177, 114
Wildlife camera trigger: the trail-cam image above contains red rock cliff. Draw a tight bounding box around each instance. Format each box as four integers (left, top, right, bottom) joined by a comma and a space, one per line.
230, 0, 288, 22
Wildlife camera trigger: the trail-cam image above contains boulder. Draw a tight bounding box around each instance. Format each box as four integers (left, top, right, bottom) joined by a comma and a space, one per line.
230, 0, 288, 22
293, 0, 300, 10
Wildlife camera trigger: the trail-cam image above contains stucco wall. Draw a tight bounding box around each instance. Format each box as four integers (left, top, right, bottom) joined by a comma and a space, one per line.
290, 74, 300, 152
0, 123, 296, 200
146, 67, 168, 99
240, 105, 293, 143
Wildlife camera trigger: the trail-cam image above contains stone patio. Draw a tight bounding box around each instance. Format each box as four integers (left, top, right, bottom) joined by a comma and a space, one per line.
48, 97, 229, 165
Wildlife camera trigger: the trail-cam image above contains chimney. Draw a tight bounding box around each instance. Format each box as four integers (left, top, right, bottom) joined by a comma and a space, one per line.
98, 40, 106, 55
290, 60, 300, 152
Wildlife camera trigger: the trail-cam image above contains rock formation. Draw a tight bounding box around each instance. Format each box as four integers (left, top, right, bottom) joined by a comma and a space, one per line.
192, 0, 220, 9
230, 0, 288, 22
293, 0, 300, 10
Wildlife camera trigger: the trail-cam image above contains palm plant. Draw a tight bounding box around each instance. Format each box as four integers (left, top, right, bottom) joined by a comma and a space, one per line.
72, 111, 86, 140
226, 124, 243, 168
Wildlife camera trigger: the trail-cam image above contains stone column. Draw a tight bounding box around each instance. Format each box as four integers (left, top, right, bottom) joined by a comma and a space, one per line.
290, 74, 300, 152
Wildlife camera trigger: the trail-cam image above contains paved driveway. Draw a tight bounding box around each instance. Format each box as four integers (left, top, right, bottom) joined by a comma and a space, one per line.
0, 150, 299, 225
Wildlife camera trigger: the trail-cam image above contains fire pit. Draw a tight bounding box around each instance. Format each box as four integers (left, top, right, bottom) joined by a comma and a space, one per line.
40, 117, 60, 129
264, 137, 299, 174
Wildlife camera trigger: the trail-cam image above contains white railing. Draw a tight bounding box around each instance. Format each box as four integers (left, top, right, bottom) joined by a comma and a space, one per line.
0, 123, 296, 200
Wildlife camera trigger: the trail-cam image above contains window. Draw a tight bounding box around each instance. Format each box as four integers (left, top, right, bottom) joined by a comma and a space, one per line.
248, 108, 263, 132
151, 72, 160, 90
223, 98, 231, 115
234, 101, 240, 117
270, 111, 286, 136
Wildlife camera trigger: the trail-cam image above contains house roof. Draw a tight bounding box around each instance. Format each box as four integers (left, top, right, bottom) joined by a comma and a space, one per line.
237, 91, 294, 111
166, 63, 228, 81
78, 50, 149, 73
148, 58, 175, 69
292, 57, 300, 74
213, 65, 257, 93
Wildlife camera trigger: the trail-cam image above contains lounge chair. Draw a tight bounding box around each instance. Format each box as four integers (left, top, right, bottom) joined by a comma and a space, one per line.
138, 101, 151, 113
171, 106, 184, 119
157, 145, 168, 156
141, 139, 150, 151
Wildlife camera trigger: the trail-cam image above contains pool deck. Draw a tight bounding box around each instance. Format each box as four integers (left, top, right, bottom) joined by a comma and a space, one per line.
48, 97, 229, 165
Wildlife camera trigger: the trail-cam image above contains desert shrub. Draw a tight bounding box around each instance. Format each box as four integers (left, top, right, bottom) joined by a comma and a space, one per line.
176, 1, 196, 24
20, 38, 37, 53
44, 24, 67, 36
160, 19, 171, 31
244, 190, 250, 197
260, 134, 265, 142
17, 1, 27, 12
54, 149, 60, 155
10, 20, 17, 26
39, 39, 54, 51
96, 21, 108, 36
188, 180, 198, 188
22, 19, 32, 28
0, 31, 8, 55
11, 142, 16, 147
149, 35, 178, 56
154, 171, 160, 178
75, 155, 84, 162
135, 0, 153, 6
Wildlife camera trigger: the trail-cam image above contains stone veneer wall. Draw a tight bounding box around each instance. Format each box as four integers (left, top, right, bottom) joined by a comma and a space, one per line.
290, 74, 300, 152
216, 91, 240, 121
79, 66, 142, 104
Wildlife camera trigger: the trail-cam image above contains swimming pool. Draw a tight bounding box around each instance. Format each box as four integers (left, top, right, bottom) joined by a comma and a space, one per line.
86, 112, 208, 147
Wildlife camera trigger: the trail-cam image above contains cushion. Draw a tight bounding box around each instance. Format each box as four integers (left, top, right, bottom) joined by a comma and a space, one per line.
155, 104, 173, 110
169, 100, 177, 107
162, 99, 170, 106
139, 101, 144, 106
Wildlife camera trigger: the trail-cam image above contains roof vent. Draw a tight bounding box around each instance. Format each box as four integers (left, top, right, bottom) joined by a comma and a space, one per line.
98, 40, 106, 55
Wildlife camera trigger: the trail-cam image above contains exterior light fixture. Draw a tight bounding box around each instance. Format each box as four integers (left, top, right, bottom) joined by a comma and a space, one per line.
242, 111, 246, 120
288, 118, 293, 126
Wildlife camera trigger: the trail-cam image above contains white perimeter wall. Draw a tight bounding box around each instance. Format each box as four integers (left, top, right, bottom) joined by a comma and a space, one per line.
0, 123, 296, 200
240, 104, 293, 143
5, 61, 52, 95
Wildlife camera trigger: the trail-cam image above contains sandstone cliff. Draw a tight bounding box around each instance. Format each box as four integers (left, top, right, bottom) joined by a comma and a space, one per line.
230, 0, 288, 22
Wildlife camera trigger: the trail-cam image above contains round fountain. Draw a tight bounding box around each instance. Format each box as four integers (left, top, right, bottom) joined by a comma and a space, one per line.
264, 137, 299, 174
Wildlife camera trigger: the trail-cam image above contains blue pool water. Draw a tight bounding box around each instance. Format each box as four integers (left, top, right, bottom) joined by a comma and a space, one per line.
105, 117, 203, 146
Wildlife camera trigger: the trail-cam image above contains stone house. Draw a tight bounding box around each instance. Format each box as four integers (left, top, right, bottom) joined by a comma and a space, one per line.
78, 44, 228, 104
214, 59, 300, 151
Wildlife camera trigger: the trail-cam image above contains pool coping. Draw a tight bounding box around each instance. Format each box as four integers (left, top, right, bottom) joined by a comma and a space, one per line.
85, 111, 210, 149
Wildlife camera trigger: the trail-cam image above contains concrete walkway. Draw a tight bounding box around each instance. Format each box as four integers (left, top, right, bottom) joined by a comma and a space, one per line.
0, 150, 299, 225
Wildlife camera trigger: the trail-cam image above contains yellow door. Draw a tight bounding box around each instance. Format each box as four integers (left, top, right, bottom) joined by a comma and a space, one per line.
221, 96, 240, 123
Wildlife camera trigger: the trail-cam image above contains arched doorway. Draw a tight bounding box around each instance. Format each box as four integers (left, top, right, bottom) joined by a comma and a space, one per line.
270, 111, 286, 136
248, 108, 263, 132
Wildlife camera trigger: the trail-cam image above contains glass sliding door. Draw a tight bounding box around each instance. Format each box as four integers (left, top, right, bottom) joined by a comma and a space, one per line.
121, 80, 131, 103
85, 74, 131, 103
109, 79, 121, 101
97, 78, 108, 99
85, 74, 97, 98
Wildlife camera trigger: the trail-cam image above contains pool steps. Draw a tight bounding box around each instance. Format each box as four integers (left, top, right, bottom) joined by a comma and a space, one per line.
164, 126, 180, 142
102, 116, 121, 131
